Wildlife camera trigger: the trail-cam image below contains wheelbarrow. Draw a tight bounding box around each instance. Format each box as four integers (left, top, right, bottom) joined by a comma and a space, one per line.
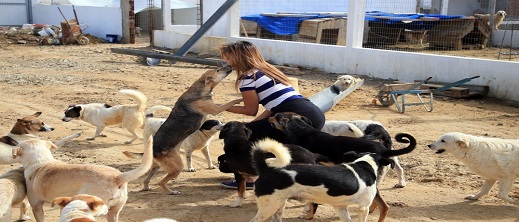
376, 76, 480, 113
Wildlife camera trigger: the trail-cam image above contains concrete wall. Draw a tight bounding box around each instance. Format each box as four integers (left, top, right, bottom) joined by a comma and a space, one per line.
32, 3, 122, 41
154, 0, 519, 102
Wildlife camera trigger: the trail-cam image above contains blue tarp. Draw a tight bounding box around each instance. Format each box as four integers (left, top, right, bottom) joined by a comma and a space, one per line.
242, 11, 468, 35
241, 14, 330, 35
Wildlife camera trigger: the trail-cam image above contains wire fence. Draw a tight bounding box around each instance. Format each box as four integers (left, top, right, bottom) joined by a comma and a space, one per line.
237, 0, 518, 60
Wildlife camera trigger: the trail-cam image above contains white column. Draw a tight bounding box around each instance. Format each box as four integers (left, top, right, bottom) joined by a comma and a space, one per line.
163, 0, 171, 31
440, 0, 449, 15
347, 0, 367, 48
228, 0, 240, 37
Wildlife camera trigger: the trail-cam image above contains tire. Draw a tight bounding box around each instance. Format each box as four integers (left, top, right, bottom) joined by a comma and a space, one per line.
377, 91, 395, 106
77, 36, 90, 45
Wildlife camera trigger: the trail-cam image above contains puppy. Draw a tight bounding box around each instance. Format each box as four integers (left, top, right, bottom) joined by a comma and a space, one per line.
428, 132, 519, 204
1, 112, 82, 165
151, 66, 242, 194
123, 119, 224, 191
12, 137, 154, 222
249, 134, 416, 222
322, 120, 407, 188
333, 74, 358, 92
52, 194, 109, 222
219, 121, 332, 208
62, 89, 147, 144
0, 167, 31, 222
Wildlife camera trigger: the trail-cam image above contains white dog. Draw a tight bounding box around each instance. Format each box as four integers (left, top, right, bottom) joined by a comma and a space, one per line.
12, 137, 153, 222
428, 132, 519, 204
0, 167, 31, 222
333, 75, 358, 92
52, 194, 109, 222
62, 89, 147, 144
474, 10, 507, 30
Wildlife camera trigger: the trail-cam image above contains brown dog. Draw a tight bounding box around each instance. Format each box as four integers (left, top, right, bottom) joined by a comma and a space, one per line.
12, 137, 154, 222
52, 194, 109, 222
150, 66, 242, 194
1, 112, 82, 165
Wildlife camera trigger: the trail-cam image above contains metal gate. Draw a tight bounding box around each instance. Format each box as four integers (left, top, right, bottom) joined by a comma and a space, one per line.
0, 0, 30, 26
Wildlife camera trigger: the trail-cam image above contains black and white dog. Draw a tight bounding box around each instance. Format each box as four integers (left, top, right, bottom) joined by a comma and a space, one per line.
218, 121, 332, 208
321, 120, 408, 188
249, 134, 416, 222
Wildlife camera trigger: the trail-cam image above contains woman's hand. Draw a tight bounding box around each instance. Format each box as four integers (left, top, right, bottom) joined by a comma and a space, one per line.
226, 90, 259, 116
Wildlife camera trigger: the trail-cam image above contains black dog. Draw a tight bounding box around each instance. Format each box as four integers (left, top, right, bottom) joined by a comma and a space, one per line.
218, 121, 331, 208
249, 133, 417, 222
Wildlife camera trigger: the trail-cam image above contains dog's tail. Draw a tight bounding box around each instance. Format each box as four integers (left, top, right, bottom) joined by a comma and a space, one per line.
145, 105, 172, 118
122, 151, 143, 159
380, 133, 416, 158
117, 136, 153, 185
252, 138, 292, 172
347, 123, 364, 138
119, 89, 148, 112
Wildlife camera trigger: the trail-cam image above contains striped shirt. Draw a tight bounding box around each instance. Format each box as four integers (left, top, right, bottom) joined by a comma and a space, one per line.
239, 70, 303, 110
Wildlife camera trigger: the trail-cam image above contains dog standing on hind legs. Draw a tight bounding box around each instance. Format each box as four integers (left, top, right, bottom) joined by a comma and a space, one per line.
151, 66, 242, 194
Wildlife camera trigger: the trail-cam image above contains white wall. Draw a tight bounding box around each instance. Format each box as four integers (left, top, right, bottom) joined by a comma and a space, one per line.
154, 0, 519, 102
32, 3, 122, 40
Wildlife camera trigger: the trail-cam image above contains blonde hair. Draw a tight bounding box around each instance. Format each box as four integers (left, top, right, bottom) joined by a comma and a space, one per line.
219, 41, 291, 89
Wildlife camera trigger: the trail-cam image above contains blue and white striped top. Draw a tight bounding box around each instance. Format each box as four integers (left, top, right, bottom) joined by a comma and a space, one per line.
239, 70, 303, 110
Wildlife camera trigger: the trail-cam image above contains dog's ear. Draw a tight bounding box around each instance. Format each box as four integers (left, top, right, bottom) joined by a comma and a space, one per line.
219, 126, 229, 139
88, 199, 106, 212
17, 118, 30, 126
205, 76, 214, 85
244, 126, 253, 139
32, 112, 42, 117
456, 138, 469, 149
12, 147, 22, 159
52, 197, 72, 208
300, 115, 313, 126
341, 151, 362, 163
46, 140, 58, 150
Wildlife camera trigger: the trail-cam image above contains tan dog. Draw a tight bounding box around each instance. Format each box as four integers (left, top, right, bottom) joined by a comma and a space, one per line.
151, 66, 242, 194
12, 137, 154, 222
1, 112, 82, 165
62, 89, 147, 144
52, 194, 109, 222
0, 167, 31, 222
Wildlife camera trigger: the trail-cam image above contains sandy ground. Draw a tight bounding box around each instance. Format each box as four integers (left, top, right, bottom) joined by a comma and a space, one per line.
0, 39, 518, 222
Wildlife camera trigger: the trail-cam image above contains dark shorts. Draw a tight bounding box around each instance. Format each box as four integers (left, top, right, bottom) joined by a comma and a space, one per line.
245, 98, 325, 143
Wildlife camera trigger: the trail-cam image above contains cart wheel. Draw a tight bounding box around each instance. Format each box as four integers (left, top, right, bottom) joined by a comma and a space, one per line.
77, 36, 90, 45
377, 91, 395, 106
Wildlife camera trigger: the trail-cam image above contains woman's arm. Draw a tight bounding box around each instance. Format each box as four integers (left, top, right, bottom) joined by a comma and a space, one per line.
226, 90, 259, 116
251, 109, 271, 122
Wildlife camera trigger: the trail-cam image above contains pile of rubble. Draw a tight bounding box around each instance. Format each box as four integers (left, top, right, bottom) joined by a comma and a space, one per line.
0, 24, 106, 45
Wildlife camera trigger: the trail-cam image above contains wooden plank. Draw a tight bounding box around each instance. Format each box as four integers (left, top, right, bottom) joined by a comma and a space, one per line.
413, 80, 489, 94
419, 83, 469, 97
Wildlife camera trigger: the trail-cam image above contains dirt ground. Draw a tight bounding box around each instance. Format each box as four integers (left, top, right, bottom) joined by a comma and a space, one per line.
1, 37, 518, 222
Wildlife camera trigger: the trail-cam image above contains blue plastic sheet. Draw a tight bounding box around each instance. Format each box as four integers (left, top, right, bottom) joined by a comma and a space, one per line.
241, 11, 468, 35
